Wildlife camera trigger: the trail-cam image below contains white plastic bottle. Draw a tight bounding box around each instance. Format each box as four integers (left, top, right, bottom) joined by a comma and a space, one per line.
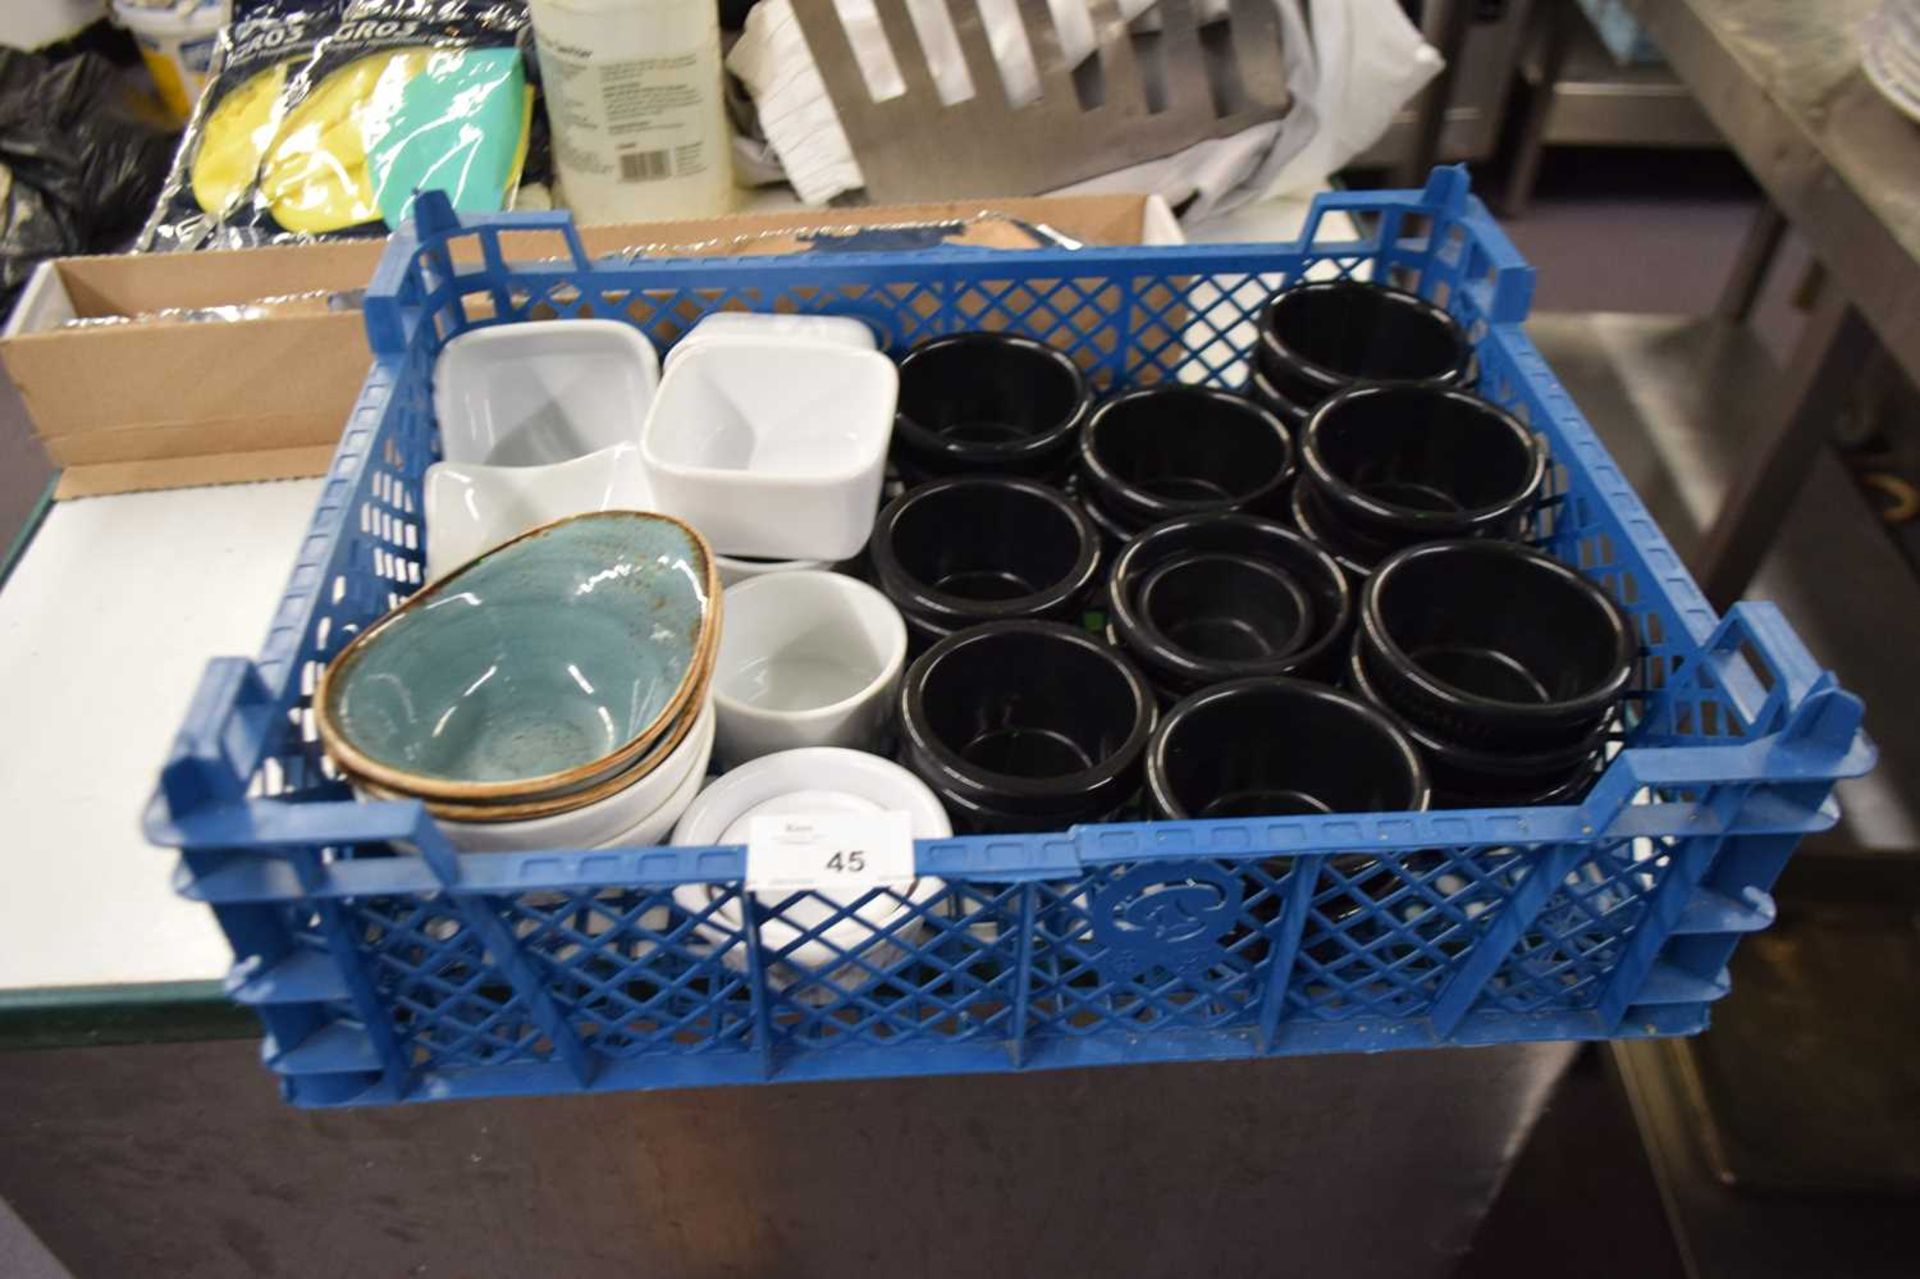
530, 0, 736, 223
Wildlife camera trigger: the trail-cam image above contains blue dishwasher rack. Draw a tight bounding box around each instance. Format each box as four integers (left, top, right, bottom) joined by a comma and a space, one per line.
147, 169, 1872, 1107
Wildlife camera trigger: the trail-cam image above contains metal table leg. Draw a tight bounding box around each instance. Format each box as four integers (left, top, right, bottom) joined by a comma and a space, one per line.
1397, 0, 1479, 187
1694, 286, 1875, 609
1715, 202, 1787, 323
1500, 0, 1578, 217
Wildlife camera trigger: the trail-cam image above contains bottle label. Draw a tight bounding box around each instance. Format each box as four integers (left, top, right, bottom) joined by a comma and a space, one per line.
538, 38, 711, 183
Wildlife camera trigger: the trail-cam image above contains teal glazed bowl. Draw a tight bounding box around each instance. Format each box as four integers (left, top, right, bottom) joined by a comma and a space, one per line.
317, 511, 720, 804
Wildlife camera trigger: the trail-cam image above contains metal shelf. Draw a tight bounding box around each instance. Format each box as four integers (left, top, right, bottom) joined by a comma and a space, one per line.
1527, 311, 1919, 852
1524, 2, 1721, 148
1354, 1, 1538, 169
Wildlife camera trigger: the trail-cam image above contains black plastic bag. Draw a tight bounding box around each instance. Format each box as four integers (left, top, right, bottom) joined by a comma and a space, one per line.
0, 48, 178, 311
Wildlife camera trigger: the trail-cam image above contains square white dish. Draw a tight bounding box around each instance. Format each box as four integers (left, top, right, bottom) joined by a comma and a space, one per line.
641, 342, 898, 560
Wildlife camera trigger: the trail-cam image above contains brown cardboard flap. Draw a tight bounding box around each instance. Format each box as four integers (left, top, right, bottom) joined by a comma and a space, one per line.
42, 412, 347, 467
3, 313, 368, 440
40, 194, 1156, 322
14, 194, 1165, 500
55, 446, 342, 498
52, 239, 386, 319
569, 195, 1157, 258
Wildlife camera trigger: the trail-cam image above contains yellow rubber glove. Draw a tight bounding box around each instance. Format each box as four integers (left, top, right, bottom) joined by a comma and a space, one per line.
189, 60, 290, 217
258, 49, 430, 235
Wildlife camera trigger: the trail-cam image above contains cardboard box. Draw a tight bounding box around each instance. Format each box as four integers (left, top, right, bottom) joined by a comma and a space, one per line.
2, 194, 1180, 499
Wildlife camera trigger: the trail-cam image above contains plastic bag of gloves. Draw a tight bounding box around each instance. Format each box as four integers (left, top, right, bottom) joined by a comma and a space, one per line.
138, 0, 545, 251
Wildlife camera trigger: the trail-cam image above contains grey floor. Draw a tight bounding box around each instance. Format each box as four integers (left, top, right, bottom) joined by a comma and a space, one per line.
0, 1198, 70, 1279
1488, 150, 1798, 336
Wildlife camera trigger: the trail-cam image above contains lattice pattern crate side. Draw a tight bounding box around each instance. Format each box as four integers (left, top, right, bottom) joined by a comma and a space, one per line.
257, 344, 437, 805
1021, 857, 1300, 1039
763, 877, 1027, 1052
1469, 836, 1682, 1015
351, 893, 556, 1072
1286, 846, 1534, 1022
503, 885, 757, 1059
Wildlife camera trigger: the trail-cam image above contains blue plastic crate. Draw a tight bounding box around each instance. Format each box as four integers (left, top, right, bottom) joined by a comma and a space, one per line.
146, 169, 1872, 1107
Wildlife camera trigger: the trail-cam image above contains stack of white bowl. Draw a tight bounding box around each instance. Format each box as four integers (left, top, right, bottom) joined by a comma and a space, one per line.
318, 510, 724, 853
383, 311, 946, 994
424, 312, 895, 586
1862, 1, 1920, 123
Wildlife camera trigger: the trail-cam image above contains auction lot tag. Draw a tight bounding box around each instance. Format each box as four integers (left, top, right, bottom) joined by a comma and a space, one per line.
745, 811, 916, 893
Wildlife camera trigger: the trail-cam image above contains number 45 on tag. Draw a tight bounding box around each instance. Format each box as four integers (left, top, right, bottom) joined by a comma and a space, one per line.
745, 812, 916, 893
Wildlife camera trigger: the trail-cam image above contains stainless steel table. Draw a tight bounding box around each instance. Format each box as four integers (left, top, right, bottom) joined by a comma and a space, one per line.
1610, 850, 1920, 1277
1501, 0, 1723, 215
1624, 0, 1920, 606
0, 1038, 1575, 1278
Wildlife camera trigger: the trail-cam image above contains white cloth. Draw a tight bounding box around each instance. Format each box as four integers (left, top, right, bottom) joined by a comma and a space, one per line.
727, 0, 1438, 222
0, 0, 105, 51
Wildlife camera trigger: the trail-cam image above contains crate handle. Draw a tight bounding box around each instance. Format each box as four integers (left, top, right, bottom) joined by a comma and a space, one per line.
1709, 601, 1821, 706
1309, 166, 1535, 325
367, 192, 594, 354
1451, 198, 1535, 325
150, 657, 274, 826
140, 660, 473, 885
363, 224, 419, 354
1701, 601, 1861, 747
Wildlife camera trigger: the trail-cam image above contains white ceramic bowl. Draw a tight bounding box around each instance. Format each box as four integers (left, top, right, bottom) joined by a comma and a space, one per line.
434, 319, 660, 466
670, 748, 949, 981
422, 442, 822, 586
641, 342, 897, 561
715, 553, 830, 587
591, 709, 716, 849
422, 442, 651, 580
665, 311, 878, 372
712, 571, 908, 767
431, 698, 715, 852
